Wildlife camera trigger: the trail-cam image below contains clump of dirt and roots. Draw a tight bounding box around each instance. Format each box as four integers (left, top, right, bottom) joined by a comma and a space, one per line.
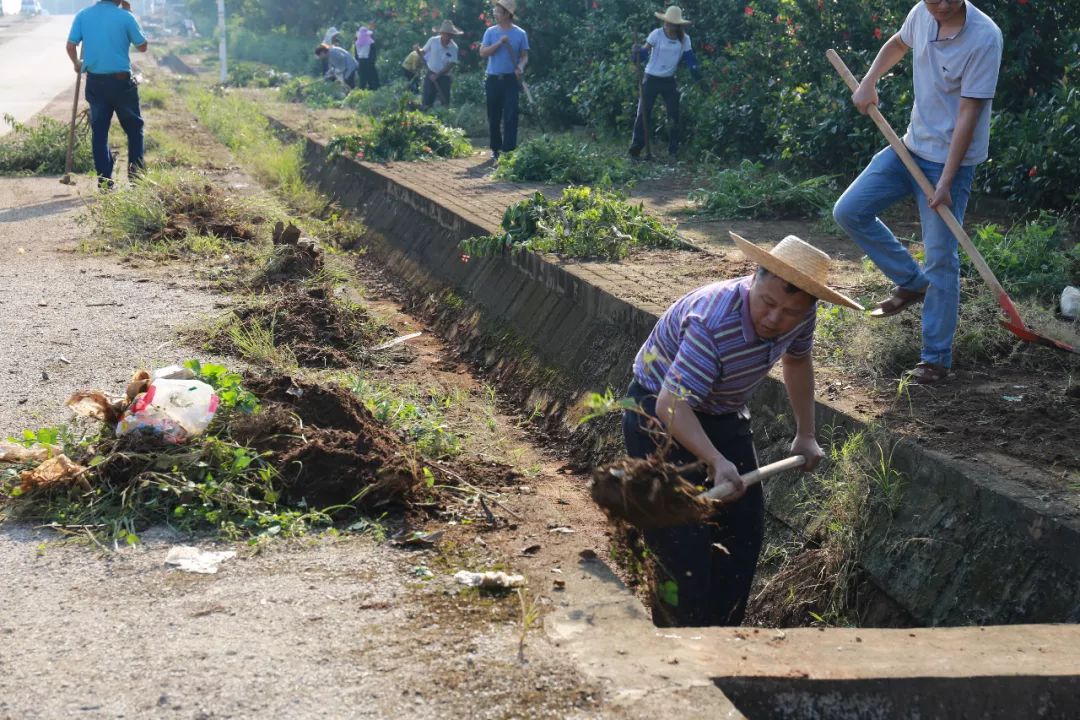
0, 365, 500, 541
206, 285, 389, 368
590, 455, 714, 530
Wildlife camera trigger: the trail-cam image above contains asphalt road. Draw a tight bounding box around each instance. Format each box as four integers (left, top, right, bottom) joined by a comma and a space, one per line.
0, 14, 77, 136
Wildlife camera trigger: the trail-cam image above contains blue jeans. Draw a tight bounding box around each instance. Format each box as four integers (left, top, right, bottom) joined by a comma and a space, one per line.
85, 73, 144, 182
485, 74, 519, 153
833, 146, 975, 368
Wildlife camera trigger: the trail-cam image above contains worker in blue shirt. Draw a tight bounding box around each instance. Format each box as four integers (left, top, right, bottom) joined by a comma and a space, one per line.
478, 0, 528, 160
66, 0, 148, 188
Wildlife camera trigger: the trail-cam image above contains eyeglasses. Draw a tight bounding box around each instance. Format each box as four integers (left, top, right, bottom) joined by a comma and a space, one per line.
924, 0, 964, 5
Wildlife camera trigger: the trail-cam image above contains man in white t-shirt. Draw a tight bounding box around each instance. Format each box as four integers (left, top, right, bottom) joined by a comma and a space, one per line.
833, 1, 1002, 385
418, 20, 462, 109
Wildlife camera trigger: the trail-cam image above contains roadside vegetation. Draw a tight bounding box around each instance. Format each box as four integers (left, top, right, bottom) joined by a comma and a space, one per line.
494, 135, 642, 186
0, 114, 92, 175
327, 109, 471, 162
688, 160, 836, 219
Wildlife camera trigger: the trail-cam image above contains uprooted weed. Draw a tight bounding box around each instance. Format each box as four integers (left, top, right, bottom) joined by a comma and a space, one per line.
87, 165, 272, 256
203, 285, 390, 369
0, 364, 420, 542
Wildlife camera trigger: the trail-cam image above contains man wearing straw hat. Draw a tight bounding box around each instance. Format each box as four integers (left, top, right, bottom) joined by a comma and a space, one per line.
417, 20, 464, 109
478, 0, 529, 160
623, 234, 862, 627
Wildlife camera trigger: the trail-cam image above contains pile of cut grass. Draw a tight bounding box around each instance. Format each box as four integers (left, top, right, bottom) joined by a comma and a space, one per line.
0, 113, 92, 175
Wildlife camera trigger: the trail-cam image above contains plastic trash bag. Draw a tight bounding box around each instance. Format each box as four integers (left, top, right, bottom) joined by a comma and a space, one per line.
116, 378, 219, 444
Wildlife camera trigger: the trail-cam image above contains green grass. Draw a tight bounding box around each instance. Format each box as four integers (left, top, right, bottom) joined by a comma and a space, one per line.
185, 87, 324, 214
688, 160, 836, 219
347, 376, 464, 459
140, 85, 168, 109
967, 211, 1080, 301
0, 113, 92, 175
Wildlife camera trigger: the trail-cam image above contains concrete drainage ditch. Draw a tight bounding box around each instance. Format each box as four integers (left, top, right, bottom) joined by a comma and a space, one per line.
278, 120, 1080, 715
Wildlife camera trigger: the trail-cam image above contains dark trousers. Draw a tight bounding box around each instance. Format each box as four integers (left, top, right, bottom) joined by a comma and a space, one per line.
356, 58, 379, 90
85, 73, 144, 182
485, 74, 519, 153
422, 74, 452, 109
343, 70, 357, 89
631, 74, 680, 156
622, 380, 764, 627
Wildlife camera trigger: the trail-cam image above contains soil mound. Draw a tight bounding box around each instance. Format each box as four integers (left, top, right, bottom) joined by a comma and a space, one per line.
219, 286, 387, 368
150, 182, 257, 243
235, 375, 421, 508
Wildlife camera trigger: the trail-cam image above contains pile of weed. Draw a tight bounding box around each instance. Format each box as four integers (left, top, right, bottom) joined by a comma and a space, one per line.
0, 113, 92, 175
688, 160, 836, 219
91, 166, 266, 252
327, 109, 471, 163
493, 135, 638, 186
967, 211, 1080, 301
0, 362, 425, 542
226, 61, 291, 88
278, 77, 349, 108
206, 286, 389, 369
461, 186, 687, 260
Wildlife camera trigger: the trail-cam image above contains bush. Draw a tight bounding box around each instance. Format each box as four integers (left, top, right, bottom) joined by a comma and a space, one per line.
460, 186, 686, 260
327, 109, 472, 163
688, 160, 836, 219
0, 114, 92, 175
226, 60, 292, 88
341, 81, 413, 116
278, 77, 349, 108
493, 135, 637, 185
967, 212, 1080, 301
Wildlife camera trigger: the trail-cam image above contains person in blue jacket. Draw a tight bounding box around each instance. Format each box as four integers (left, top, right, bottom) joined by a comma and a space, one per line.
629, 5, 701, 159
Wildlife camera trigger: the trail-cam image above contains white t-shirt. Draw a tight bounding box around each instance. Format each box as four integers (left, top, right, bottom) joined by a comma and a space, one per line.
421, 36, 459, 75
644, 27, 691, 78
899, 2, 1002, 166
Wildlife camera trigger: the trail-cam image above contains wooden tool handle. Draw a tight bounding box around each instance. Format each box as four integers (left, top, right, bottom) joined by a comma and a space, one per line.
702, 455, 806, 501
825, 49, 1022, 326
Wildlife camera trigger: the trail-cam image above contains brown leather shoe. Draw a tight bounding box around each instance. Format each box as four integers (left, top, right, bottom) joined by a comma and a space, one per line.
908, 361, 949, 385
870, 286, 926, 318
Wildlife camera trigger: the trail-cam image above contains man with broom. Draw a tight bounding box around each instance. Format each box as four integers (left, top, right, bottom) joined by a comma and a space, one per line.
65, 0, 148, 189
623, 234, 862, 626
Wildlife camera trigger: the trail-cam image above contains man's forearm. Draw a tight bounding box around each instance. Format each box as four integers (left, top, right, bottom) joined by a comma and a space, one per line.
655, 387, 722, 464
66, 41, 79, 66
864, 34, 908, 85
939, 98, 984, 187
782, 354, 816, 438
517, 51, 528, 72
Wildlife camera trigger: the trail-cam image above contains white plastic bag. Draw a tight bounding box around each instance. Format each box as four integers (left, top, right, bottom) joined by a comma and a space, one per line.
1061, 286, 1080, 320
116, 378, 219, 444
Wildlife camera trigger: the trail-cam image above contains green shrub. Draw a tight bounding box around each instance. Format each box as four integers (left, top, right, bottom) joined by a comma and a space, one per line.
461, 186, 686, 260
326, 109, 472, 163
967, 212, 1080, 301
341, 81, 413, 115
688, 160, 836, 219
0, 114, 92, 175
432, 101, 488, 138
493, 135, 637, 185
278, 77, 349, 108
227, 60, 292, 88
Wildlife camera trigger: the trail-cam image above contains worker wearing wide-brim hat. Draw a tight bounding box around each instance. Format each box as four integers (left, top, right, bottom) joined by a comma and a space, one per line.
629, 6, 703, 159
478, 0, 529, 160
623, 233, 861, 627
417, 19, 465, 109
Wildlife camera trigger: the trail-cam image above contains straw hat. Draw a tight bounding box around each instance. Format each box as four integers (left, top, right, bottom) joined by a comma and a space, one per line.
655, 6, 691, 25
433, 19, 464, 35
496, 0, 517, 17
730, 232, 863, 310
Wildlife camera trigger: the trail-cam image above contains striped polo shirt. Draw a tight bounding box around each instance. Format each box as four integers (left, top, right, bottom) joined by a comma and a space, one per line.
632, 276, 815, 415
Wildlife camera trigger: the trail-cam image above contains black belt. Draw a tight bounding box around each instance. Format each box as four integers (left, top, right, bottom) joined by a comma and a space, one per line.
88, 72, 131, 80
487, 73, 516, 78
